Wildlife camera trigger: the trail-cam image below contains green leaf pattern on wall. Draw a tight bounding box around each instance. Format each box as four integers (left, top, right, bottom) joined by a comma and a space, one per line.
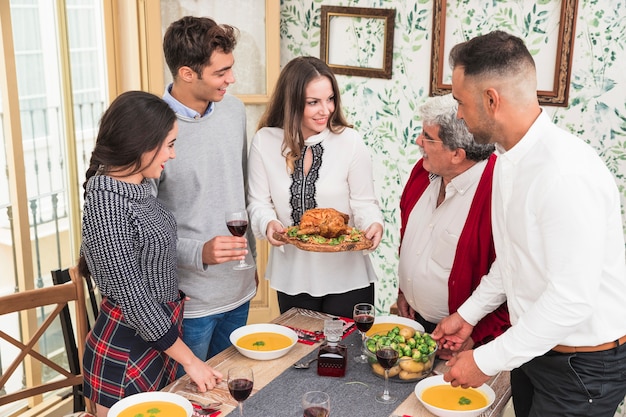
279, 2, 626, 390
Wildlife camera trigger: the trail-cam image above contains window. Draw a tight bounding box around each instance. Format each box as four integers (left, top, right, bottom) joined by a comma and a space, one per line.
0, 0, 107, 414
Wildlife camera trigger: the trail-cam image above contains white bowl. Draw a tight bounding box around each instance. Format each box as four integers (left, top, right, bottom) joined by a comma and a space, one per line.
365, 314, 425, 336
229, 323, 297, 360
109, 391, 193, 417
414, 374, 495, 417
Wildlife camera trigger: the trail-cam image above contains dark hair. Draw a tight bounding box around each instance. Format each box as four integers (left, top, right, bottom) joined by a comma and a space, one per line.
257, 56, 351, 172
163, 16, 238, 79
449, 30, 535, 78
79, 90, 176, 278
82, 90, 176, 191
419, 94, 494, 161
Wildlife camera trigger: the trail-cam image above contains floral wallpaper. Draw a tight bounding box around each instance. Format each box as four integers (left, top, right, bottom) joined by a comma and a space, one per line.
279, 0, 626, 318
278, 0, 625, 412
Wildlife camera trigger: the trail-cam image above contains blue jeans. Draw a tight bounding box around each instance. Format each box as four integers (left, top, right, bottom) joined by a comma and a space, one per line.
176, 301, 250, 378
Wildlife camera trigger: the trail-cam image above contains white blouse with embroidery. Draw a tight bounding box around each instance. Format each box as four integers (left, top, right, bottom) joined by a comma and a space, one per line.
247, 127, 384, 296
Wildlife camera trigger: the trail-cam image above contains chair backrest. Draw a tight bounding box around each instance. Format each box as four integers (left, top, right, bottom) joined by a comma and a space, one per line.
51, 267, 92, 412
52, 267, 100, 333
0, 266, 88, 411
80, 268, 101, 329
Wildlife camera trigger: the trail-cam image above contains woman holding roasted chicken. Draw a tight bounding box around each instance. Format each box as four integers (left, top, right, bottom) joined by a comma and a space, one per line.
247, 56, 384, 318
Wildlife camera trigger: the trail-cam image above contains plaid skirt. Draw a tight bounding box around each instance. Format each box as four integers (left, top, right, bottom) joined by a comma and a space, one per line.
82, 294, 184, 408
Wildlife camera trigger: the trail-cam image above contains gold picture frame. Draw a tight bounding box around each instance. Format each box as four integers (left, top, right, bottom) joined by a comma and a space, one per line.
320, 6, 395, 79
430, 0, 578, 106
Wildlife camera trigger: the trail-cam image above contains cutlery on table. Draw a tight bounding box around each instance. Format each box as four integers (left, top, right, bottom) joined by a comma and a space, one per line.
191, 401, 221, 415
293, 357, 318, 369
175, 390, 221, 414
290, 327, 322, 342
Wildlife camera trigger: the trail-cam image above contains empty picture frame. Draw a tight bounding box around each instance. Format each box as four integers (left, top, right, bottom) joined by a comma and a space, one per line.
430, 0, 578, 106
320, 6, 395, 79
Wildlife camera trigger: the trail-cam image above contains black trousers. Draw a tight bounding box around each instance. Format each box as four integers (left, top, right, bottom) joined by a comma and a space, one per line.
511, 341, 626, 417
277, 283, 375, 318
412, 310, 438, 334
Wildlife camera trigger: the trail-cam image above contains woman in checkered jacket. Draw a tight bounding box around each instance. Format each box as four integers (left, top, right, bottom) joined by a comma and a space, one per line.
77, 91, 221, 416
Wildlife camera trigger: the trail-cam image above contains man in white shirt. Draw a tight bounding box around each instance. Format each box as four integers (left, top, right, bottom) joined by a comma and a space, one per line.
397, 94, 509, 359
433, 30, 626, 417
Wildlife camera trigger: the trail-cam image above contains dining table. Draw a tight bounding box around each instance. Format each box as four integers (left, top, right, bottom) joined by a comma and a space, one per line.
162, 307, 511, 417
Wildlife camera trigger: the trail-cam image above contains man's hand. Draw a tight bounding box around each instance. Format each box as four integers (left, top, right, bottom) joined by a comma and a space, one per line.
396, 292, 415, 319
431, 312, 474, 353
437, 336, 474, 360
202, 236, 248, 265
442, 350, 489, 388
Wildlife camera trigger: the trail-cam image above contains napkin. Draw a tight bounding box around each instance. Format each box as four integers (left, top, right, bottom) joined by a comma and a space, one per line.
287, 316, 356, 345
192, 404, 221, 417
192, 411, 220, 417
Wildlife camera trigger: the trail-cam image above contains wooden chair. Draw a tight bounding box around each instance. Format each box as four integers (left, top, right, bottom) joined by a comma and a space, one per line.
0, 266, 90, 414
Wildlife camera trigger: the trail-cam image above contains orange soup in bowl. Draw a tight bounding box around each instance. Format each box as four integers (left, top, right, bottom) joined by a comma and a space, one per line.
118, 401, 187, 417
422, 385, 488, 411
236, 332, 293, 351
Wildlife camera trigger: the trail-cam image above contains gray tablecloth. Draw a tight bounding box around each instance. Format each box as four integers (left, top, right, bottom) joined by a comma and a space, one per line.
242, 331, 422, 417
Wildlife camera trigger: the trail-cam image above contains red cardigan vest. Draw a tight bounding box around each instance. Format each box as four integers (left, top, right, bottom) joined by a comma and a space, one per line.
399, 154, 510, 346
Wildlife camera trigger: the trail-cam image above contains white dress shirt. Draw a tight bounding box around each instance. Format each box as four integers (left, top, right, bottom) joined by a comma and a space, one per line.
458, 111, 626, 375
399, 160, 488, 322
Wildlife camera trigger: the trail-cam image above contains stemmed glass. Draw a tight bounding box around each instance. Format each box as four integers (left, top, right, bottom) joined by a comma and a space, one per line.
225, 210, 254, 270
302, 391, 330, 417
375, 339, 399, 404
227, 366, 254, 416
353, 303, 375, 363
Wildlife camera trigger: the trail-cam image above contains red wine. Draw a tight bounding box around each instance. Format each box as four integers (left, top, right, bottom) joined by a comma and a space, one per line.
227, 220, 248, 237
303, 406, 329, 417
376, 347, 399, 369
228, 378, 253, 401
354, 314, 374, 332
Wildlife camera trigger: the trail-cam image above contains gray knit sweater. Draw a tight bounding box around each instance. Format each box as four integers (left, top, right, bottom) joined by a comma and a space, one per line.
81, 175, 179, 348
151, 94, 257, 318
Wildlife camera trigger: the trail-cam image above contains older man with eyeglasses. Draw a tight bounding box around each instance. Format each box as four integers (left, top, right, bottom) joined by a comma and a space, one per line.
396, 94, 510, 360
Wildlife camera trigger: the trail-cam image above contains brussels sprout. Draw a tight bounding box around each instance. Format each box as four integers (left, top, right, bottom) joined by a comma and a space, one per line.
402, 345, 412, 357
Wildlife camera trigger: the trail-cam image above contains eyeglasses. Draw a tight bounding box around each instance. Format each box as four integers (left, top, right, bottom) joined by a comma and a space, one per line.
420, 137, 443, 144
418, 132, 443, 145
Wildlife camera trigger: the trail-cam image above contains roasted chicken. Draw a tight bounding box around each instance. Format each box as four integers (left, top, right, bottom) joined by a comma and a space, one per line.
297, 208, 352, 238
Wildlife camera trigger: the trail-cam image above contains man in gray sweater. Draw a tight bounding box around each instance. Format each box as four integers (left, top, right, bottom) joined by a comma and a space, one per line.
152, 16, 257, 375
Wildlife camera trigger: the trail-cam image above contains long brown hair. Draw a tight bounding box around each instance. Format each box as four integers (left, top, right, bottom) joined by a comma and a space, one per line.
257, 56, 351, 173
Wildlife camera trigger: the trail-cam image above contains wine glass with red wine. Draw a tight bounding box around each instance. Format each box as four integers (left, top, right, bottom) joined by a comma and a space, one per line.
375, 339, 399, 404
353, 303, 375, 363
302, 391, 330, 417
225, 210, 254, 270
228, 366, 254, 416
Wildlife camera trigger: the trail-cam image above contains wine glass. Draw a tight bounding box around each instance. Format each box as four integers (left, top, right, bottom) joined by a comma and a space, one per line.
353, 303, 375, 363
225, 210, 254, 270
302, 391, 330, 417
227, 366, 254, 416
375, 339, 399, 404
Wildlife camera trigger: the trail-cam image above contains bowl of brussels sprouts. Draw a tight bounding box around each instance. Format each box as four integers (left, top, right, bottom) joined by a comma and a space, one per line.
364, 326, 438, 382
